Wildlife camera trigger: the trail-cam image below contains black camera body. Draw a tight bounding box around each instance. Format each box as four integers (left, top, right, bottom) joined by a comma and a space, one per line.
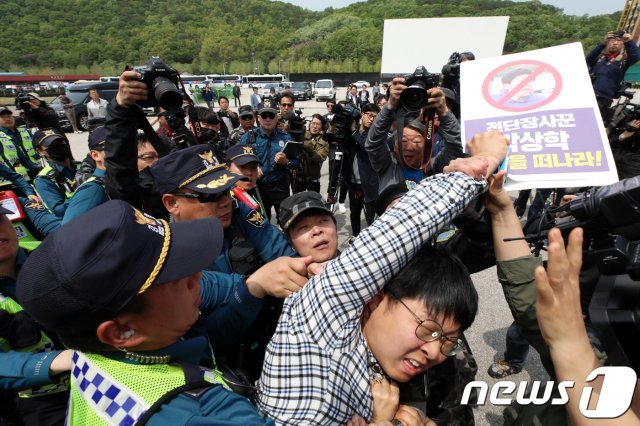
134, 56, 183, 111
14, 93, 32, 111
282, 110, 306, 142
610, 30, 625, 38
401, 66, 439, 112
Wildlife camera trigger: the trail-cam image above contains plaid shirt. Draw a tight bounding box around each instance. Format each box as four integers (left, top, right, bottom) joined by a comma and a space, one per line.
256, 172, 487, 424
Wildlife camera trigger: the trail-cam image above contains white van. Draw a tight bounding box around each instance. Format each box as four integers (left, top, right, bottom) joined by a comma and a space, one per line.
314, 79, 336, 102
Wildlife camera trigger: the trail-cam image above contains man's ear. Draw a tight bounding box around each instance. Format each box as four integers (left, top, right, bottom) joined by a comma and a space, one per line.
96, 320, 145, 349
161, 194, 179, 217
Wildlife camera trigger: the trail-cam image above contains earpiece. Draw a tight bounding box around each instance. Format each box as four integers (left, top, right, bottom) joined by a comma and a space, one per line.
120, 329, 135, 339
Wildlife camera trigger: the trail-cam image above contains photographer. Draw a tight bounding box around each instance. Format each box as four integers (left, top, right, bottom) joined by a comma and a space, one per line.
17, 93, 63, 133
609, 118, 640, 179
587, 31, 640, 123
366, 75, 465, 195
104, 70, 171, 220
440, 51, 474, 120
291, 114, 328, 194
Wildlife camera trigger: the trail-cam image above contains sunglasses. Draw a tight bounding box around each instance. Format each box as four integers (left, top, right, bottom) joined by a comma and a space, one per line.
240, 115, 254, 120
260, 113, 276, 119
172, 191, 228, 203
280, 103, 293, 107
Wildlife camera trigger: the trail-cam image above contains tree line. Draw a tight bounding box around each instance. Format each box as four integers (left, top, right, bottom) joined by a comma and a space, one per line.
0, 0, 619, 76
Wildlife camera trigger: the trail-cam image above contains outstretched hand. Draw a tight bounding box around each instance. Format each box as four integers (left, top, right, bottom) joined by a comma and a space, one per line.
534, 228, 586, 351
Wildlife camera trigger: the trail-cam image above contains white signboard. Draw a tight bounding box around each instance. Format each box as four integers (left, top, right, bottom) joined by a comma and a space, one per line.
461, 42, 619, 190
381, 16, 509, 76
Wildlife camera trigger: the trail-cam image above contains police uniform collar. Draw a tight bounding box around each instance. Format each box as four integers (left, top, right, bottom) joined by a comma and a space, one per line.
256, 126, 283, 138
108, 336, 210, 365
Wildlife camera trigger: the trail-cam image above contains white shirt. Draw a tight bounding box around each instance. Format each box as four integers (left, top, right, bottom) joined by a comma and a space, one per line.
87, 98, 109, 119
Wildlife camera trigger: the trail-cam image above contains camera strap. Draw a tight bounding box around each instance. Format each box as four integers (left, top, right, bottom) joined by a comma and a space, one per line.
395, 108, 435, 172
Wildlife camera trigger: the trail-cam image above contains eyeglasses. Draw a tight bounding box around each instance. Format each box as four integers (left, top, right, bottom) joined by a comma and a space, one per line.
260, 113, 276, 119
280, 103, 293, 107
138, 153, 159, 162
240, 115, 254, 120
172, 191, 229, 204
364, 113, 378, 119
394, 297, 463, 357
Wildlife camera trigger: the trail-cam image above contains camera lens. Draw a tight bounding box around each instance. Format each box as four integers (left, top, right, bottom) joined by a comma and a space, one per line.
153, 77, 183, 111
400, 84, 428, 112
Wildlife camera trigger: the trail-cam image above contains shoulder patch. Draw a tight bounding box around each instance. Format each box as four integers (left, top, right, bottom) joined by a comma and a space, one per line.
246, 209, 265, 227
24, 200, 46, 211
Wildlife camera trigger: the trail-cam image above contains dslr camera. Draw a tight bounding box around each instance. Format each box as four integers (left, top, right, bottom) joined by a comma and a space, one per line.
14, 93, 33, 111
134, 56, 183, 111
609, 30, 625, 39
400, 66, 440, 112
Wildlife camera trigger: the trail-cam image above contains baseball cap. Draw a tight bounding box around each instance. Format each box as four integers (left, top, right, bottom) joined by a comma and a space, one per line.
88, 126, 106, 151
0, 107, 12, 115
33, 128, 65, 147
280, 191, 333, 231
238, 105, 254, 118
258, 105, 278, 116
27, 92, 44, 102
16, 200, 224, 336
224, 144, 259, 166
150, 144, 246, 195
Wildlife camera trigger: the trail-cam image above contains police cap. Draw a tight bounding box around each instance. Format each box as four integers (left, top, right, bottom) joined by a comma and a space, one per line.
224, 144, 259, 166
150, 145, 247, 195
16, 200, 224, 336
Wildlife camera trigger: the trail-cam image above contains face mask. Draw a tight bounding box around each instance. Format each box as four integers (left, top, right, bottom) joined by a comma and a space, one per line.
202, 128, 217, 142
46, 143, 71, 162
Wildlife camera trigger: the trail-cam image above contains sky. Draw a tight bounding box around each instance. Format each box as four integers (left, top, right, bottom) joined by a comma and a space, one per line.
277, 0, 627, 16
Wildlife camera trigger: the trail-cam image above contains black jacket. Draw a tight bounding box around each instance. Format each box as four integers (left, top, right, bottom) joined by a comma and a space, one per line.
104, 99, 169, 220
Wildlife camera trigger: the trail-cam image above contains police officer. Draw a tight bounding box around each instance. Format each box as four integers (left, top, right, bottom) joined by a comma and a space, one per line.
0, 108, 40, 186
224, 144, 265, 216
0, 205, 71, 425
32, 128, 78, 217
150, 145, 304, 380
228, 105, 257, 146
239, 105, 299, 224
17, 201, 275, 425
61, 126, 108, 224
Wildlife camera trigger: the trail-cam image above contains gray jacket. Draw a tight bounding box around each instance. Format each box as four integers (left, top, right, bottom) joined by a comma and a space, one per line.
365, 104, 464, 195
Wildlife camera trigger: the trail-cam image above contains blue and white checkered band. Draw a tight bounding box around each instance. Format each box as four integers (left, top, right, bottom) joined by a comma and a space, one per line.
71, 352, 150, 426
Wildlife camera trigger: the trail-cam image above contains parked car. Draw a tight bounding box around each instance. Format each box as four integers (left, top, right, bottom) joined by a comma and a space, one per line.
260, 83, 286, 100
314, 79, 336, 102
50, 81, 119, 131
290, 82, 313, 101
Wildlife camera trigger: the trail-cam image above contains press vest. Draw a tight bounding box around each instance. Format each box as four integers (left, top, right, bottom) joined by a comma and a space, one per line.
68, 351, 226, 425
0, 293, 68, 398
0, 128, 35, 185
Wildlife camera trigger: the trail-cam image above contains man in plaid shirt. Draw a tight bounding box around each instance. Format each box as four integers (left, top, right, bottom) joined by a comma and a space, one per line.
256, 132, 508, 424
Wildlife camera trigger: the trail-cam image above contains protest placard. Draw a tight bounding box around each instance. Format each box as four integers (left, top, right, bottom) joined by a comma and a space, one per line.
461, 42, 619, 190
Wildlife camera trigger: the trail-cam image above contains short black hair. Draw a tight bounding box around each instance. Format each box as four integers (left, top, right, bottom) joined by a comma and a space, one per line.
58, 292, 148, 353
361, 103, 380, 114
384, 245, 478, 331
280, 91, 295, 105
311, 114, 325, 127
218, 96, 229, 103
